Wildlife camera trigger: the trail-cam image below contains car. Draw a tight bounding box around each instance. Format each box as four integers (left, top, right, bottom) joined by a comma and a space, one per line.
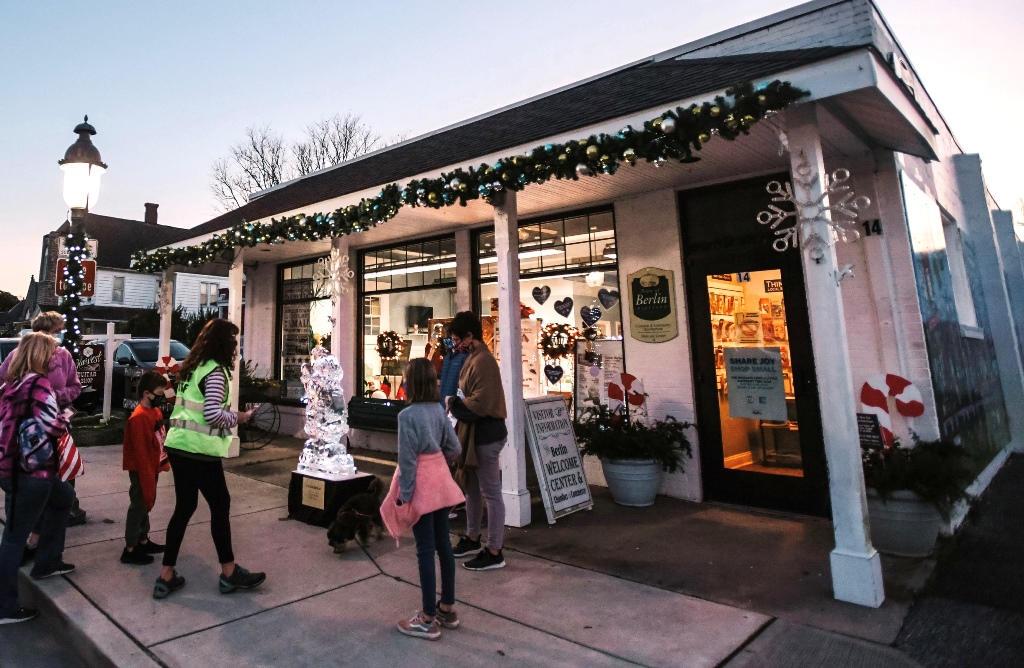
0, 337, 101, 412
113, 338, 191, 408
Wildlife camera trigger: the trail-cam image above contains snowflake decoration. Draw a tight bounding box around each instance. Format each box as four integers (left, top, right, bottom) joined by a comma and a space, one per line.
757, 152, 870, 260
314, 249, 355, 325
156, 279, 173, 317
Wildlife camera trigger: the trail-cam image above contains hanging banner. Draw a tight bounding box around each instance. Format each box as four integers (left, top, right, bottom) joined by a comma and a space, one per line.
724, 346, 787, 421
524, 395, 592, 524
627, 267, 678, 343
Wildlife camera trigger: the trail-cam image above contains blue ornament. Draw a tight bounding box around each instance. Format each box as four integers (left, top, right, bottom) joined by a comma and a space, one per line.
478, 184, 489, 194
517, 173, 528, 185
493, 161, 502, 171
544, 144, 554, 153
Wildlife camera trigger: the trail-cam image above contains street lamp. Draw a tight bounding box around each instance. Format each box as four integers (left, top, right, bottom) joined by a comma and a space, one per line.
58, 116, 106, 231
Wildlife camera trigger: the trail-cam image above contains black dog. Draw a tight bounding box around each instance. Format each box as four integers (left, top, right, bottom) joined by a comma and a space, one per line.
327, 477, 385, 553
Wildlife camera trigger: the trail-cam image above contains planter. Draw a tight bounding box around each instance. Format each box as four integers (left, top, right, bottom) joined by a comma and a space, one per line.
867, 489, 943, 557
600, 457, 663, 507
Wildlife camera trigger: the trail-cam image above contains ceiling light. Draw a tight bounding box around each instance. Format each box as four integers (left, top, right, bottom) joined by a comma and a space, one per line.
364, 260, 457, 278
479, 248, 562, 264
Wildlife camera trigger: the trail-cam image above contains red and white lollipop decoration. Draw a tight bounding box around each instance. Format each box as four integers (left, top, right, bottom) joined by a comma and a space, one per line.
154, 356, 180, 398
859, 373, 925, 445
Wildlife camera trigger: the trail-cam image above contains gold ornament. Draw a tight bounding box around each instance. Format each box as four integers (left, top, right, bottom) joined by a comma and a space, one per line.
586, 145, 599, 159
710, 106, 720, 117
623, 148, 637, 163
698, 133, 710, 143
652, 117, 663, 127
428, 191, 440, 204
692, 106, 702, 116
558, 154, 568, 163
758, 95, 767, 104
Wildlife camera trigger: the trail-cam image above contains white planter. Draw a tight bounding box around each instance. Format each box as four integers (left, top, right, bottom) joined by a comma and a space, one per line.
866, 489, 943, 558
600, 458, 663, 507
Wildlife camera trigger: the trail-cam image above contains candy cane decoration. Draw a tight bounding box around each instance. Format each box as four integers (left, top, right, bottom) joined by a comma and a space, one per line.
154, 356, 180, 398
860, 374, 925, 444
607, 373, 647, 418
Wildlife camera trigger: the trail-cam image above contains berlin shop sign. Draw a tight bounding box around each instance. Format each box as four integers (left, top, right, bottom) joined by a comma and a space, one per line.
56, 259, 96, 298
627, 267, 678, 343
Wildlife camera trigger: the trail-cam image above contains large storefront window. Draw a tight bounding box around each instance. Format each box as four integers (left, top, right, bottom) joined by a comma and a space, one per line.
278, 258, 334, 399
360, 237, 457, 398
476, 208, 621, 409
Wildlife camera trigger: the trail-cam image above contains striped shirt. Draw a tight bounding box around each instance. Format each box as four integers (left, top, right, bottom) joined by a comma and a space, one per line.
198, 369, 238, 429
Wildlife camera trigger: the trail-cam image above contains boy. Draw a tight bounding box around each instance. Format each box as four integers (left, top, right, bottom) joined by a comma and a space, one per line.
120, 371, 170, 565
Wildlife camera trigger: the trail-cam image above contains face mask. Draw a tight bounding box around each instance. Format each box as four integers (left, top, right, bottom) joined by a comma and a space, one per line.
151, 395, 167, 408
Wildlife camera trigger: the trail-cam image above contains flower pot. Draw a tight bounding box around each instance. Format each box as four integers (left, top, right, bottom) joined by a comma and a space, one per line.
600, 458, 663, 507
866, 489, 943, 558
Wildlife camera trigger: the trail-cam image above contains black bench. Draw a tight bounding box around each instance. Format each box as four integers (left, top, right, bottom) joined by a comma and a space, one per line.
347, 397, 404, 433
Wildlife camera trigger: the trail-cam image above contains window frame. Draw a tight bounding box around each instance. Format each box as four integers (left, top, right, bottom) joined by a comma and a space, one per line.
111, 276, 125, 304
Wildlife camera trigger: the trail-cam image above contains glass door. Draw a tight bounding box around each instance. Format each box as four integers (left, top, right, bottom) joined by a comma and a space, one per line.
687, 249, 829, 516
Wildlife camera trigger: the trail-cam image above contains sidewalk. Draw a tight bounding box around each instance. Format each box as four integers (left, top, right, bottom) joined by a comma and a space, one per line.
3, 444, 923, 667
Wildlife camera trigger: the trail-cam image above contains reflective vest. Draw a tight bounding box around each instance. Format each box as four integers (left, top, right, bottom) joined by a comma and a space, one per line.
164, 360, 233, 458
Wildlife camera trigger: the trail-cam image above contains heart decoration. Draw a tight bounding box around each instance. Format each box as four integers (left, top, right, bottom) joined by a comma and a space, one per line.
553, 297, 573, 317
532, 285, 551, 305
580, 305, 602, 327
544, 364, 564, 384
598, 289, 620, 309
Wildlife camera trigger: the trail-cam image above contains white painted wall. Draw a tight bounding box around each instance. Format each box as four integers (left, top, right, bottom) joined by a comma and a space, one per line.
92, 270, 158, 309
173, 272, 230, 313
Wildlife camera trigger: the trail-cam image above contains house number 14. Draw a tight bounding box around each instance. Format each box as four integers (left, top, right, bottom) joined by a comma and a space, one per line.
862, 219, 883, 236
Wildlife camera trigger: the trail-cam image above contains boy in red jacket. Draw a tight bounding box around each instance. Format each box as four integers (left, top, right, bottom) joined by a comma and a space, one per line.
121, 371, 170, 565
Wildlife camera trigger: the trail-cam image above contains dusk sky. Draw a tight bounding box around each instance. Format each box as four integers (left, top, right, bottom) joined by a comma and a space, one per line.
2, 0, 1021, 297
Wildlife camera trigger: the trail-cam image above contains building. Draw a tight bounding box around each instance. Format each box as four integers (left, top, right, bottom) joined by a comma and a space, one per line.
137, 0, 1024, 607
25, 204, 230, 333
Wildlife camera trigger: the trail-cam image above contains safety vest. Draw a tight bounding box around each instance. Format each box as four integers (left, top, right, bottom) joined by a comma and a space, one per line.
164, 359, 233, 458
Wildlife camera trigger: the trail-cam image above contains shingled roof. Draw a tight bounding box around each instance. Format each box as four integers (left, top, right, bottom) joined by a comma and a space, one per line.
153, 45, 862, 248
58, 213, 188, 270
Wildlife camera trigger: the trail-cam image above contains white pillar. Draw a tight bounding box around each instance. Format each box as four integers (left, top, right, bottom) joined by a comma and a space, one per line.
157, 269, 175, 360
786, 103, 885, 607
493, 190, 530, 527
102, 321, 115, 422
993, 210, 1024, 391
226, 249, 245, 458
455, 228, 473, 312
954, 156, 1024, 452
332, 236, 357, 402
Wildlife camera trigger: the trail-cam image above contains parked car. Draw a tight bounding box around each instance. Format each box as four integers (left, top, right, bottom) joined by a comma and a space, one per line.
113, 338, 191, 408
0, 337, 102, 412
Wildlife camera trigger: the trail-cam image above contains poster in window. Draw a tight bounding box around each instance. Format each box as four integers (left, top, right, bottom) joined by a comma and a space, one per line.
627, 267, 677, 343
724, 346, 787, 421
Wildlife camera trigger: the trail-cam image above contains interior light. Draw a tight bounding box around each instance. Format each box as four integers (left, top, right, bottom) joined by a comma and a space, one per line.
478, 248, 562, 264
363, 260, 457, 278
585, 271, 606, 287
602, 243, 617, 260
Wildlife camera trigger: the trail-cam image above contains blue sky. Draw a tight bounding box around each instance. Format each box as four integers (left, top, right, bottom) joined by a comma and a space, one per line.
2, 0, 1022, 296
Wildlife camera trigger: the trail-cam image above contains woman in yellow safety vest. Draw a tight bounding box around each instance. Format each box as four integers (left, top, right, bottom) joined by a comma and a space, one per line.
153, 319, 266, 600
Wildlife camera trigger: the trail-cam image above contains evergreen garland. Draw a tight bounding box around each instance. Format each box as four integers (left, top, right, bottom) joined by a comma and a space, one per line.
132, 80, 808, 273
59, 230, 91, 355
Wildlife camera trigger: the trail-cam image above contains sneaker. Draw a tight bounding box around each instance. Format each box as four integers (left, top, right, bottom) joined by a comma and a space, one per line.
120, 548, 155, 565
67, 510, 87, 527
435, 601, 460, 629
31, 562, 76, 580
139, 541, 165, 555
219, 565, 266, 594
153, 571, 186, 600
452, 535, 481, 558
464, 549, 505, 571
397, 611, 441, 640
20, 544, 36, 566
0, 607, 38, 625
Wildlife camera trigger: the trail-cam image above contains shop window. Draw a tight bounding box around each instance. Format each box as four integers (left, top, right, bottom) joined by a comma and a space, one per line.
360, 237, 458, 399
941, 213, 980, 332
277, 258, 333, 399
111, 276, 125, 304
475, 208, 622, 406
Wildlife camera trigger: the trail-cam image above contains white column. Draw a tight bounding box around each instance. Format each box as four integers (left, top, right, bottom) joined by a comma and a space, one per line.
332, 236, 357, 402
954, 155, 1024, 452
157, 269, 175, 360
226, 249, 245, 458
493, 190, 530, 527
455, 228, 473, 312
786, 103, 884, 608
102, 321, 115, 422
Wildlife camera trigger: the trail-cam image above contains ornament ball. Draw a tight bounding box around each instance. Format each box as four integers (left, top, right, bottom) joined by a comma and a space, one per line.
623, 148, 637, 163
586, 145, 599, 159
661, 117, 677, 134
576, 163, 590, 176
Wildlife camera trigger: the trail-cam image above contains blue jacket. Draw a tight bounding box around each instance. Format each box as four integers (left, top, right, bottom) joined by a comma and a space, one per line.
439, 350, 467, 409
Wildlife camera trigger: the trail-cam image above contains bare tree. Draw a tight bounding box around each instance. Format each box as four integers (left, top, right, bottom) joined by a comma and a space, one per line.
211, 114, 393, 211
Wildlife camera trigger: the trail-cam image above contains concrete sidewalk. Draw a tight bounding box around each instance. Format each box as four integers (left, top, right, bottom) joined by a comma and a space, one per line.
3, 445, 920, 667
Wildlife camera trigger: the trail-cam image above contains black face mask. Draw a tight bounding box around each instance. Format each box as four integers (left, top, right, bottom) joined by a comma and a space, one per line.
150, 395, 167, 409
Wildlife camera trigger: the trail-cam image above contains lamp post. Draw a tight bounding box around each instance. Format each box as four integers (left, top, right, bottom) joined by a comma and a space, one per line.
59, 116, 106, 232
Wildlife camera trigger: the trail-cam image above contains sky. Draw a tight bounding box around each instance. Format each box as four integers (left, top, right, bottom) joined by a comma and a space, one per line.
2, 0, 1022, 297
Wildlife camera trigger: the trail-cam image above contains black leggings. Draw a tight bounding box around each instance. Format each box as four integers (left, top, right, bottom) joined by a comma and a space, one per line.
162, 451, 234, 567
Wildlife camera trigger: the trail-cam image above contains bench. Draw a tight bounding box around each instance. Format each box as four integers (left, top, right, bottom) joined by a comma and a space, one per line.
347, 397, 404, 433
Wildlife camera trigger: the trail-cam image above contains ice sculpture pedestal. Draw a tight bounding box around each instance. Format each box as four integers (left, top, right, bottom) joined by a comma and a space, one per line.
287, 470, 376, 528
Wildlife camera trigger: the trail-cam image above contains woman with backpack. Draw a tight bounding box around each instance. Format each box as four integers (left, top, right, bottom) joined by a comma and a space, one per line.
0, 332, 76, 624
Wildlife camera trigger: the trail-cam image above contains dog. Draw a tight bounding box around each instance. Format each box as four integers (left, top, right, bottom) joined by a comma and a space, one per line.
327, 477, 385, 553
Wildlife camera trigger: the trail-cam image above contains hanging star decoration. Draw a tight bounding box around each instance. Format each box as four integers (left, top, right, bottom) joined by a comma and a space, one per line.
756, 151, 870, 261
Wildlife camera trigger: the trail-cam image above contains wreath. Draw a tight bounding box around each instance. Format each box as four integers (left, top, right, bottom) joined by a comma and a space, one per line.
539, 323, 579, 360
376, 331, 404, 361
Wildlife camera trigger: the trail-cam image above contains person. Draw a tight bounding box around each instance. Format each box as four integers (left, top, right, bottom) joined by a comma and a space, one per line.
380, 358, 464, 641
155, 319, 264, 600
367, 380, 388, 400
120, 371, 170, 565
437, 333, 467, 411
0, 333, 76, 624
446, 311, 509, 571
0, 312, 85, 561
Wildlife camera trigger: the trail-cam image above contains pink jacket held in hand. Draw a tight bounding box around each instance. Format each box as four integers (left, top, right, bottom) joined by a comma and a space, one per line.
381, 451, 464, 546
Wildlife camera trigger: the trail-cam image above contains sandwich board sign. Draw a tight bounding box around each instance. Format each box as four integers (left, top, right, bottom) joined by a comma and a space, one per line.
524, 395, 592, 524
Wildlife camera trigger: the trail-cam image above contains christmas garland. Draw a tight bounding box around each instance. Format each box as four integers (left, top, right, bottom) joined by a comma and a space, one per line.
375, 330, 404, 360
59, 230, 91, 355
539, 323, 579, 360
131, 80, 808, 273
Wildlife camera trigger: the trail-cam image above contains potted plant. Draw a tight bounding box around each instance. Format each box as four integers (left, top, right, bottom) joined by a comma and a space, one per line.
239, 360, 282, 404
574, 405, 693, 507
862, 435, 974, 557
